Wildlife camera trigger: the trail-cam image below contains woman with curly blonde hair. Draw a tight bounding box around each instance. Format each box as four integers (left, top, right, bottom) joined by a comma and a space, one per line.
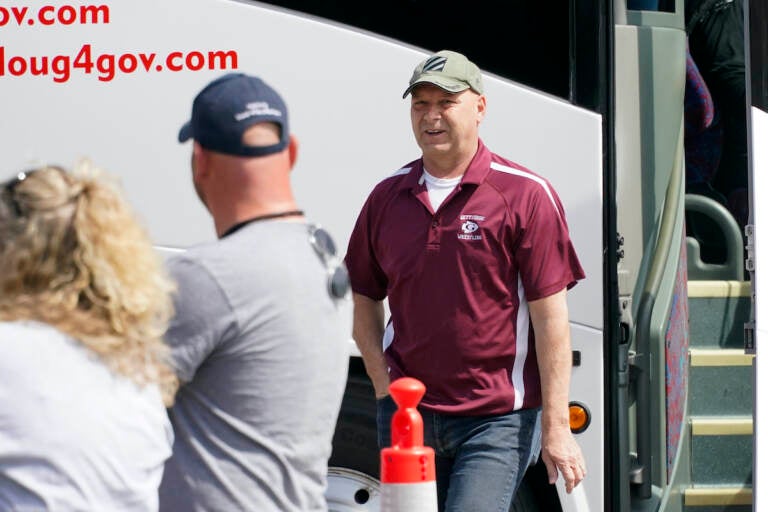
0, 162, 178, 511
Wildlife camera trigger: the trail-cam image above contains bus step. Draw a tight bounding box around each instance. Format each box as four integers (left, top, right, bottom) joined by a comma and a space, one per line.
683, 486, 752, 510
689, 417, 753, 486
689, 349, 754, 416
687, 280, 751, 349
690, 349, 754, 367
691, 416, 752, 436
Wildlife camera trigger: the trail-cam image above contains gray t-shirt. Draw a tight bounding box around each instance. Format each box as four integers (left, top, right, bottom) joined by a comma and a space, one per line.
159, 220, 349, 512
0, 321, 173, 512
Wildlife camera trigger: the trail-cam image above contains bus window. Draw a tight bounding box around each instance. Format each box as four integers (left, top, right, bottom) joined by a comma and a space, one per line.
260, 1, 570, 101
627, 0, 675, 12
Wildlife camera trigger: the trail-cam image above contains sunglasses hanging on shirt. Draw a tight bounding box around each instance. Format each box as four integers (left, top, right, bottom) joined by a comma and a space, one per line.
308, 224, 350, 300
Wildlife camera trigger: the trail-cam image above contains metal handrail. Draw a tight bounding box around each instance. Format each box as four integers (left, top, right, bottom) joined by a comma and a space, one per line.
685, 193, 744, 281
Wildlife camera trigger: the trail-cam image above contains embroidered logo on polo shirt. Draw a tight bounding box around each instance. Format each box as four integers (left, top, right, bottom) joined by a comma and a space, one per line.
457, 214, 484, 241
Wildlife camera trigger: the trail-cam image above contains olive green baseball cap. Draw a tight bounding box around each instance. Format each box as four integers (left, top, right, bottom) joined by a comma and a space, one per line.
402, 50, 484, 98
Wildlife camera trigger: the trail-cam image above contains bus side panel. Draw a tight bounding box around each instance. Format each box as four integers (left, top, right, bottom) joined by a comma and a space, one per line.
555, 324, 605, 511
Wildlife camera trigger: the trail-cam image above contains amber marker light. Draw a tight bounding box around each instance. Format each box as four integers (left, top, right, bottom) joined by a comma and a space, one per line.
569, 402, 590, 434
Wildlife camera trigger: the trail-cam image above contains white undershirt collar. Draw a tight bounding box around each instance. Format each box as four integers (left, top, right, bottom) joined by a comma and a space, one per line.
422, 169, 462, 211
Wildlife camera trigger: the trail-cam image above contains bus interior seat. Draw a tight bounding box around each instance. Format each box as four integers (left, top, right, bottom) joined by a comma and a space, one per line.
683, 44, 743, 280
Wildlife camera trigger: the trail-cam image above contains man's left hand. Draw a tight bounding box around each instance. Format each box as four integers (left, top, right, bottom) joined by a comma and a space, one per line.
540, 425, 586, 493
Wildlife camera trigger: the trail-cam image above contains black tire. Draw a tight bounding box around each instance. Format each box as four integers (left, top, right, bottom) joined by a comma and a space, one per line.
329, 363, 379, 477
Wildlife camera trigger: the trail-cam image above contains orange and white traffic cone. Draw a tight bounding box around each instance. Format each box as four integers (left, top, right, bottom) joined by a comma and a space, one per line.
380, 377, 437, 512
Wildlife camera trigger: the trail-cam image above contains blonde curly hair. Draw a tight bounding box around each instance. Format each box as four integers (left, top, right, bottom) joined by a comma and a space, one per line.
0, 162, 178, 405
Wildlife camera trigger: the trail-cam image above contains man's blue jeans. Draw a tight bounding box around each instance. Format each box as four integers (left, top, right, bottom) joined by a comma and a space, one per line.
377, 396, 542, 512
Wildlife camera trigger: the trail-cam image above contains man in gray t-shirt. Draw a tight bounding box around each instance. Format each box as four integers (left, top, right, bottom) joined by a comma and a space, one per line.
159, 73, 349, 512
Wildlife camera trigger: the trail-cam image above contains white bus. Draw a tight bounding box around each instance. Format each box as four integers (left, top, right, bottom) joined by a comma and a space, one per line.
2, 0, 764, 510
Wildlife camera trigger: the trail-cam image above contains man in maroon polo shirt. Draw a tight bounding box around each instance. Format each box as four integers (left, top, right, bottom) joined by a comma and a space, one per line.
345, 50, 587, 511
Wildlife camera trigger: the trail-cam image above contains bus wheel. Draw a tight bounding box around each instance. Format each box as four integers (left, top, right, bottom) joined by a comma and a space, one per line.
329, 368, 379, 476
327, 367, 381, 510
326, 467, 381, 511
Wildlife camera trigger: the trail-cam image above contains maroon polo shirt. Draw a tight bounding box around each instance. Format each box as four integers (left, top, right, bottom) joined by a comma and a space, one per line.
345, 140, 585, 415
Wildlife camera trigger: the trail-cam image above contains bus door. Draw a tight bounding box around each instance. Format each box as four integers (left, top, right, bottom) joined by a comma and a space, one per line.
616, 1, 693, 510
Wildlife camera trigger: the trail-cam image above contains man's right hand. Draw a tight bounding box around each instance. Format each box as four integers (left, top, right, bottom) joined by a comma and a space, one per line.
351, 293, 391, 400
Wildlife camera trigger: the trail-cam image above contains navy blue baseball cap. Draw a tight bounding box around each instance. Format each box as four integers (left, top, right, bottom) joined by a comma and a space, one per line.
178, 73, 289, 157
